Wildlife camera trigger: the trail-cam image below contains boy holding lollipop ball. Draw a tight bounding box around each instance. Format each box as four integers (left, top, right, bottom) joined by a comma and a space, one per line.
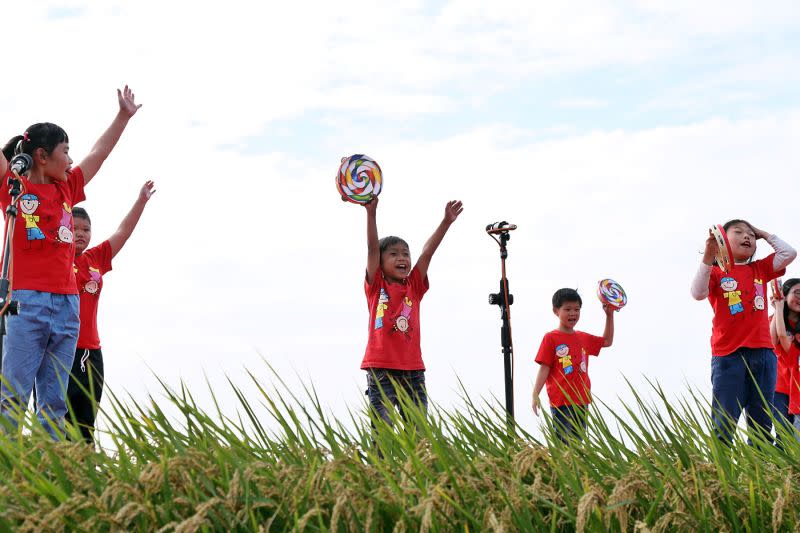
532, 286, 616, 443
338, 154, 464, 425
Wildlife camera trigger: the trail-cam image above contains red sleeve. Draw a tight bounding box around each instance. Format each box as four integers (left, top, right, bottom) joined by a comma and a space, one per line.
755, 253, 785, 282
68, 166, 86, 205
87, 240, 113, 275
535, 333, 554, 366
408, 267, 430, 299
365, 267, 382, 297
582, 332, 605, 357
0, 170, 11, 208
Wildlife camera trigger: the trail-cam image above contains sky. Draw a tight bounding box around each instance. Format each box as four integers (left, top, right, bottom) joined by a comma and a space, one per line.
1, 0, 799, 443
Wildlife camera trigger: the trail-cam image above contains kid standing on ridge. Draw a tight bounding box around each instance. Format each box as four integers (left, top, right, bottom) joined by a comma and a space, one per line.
361, 196, 463, 424
532, 288, 615, 442
691, 220, 796, 445
67, 180, 156, 443
0, 86, 141, 438
771, 279, 800, 440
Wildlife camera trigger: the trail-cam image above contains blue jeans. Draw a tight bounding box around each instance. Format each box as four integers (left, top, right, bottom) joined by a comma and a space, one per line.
711, 348, 776, 445
365, 369, 427, 425
772, 391, 794, 449
1, 290, 79, 438
550, 404, 589, 443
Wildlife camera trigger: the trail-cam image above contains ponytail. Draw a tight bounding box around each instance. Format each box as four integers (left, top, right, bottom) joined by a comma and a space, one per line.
2, 123, 69, 163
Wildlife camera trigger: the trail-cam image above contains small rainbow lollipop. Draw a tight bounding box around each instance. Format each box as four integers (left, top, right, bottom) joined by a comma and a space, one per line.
336, 154, 382, 204
771, 278, 783, 301
597, 279, 627, 311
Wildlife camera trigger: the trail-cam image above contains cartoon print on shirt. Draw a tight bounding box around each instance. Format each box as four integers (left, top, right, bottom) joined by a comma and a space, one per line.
580, 347, 588, 373
753, 278, 765, 311
556, 343, 573, 375
720, 277, 743, 315
393, 297, 414, 334
56, 202, 73, 244
374, 289, 389, 330
84, 267, 101, 294
19, 194, 45, 248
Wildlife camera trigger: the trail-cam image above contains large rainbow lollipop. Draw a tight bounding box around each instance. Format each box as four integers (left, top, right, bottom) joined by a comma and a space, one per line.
336, 154, 382, 204
597, 279, 627, 311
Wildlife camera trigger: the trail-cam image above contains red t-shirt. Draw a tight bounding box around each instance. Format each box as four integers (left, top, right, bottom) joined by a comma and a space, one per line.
361, 267, 429, 370
707, 254, 784, 356
0, 167, 86, 294
776, 343, 800, 414
535, 330, 605, 408
75, 240, 113, 349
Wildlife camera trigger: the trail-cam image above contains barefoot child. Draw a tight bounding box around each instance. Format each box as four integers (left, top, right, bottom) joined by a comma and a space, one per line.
691, 220, 796, 444
0, 86, 141, 437
361, 196, 463, 424
532, 288, 614, 442
67, 180, 156, 443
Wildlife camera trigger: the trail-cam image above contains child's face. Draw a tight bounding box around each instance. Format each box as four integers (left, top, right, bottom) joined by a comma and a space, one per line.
554, 301, 581, 330
380, 243, 412, 283
74, 218, 91, 255
786, 285, 800, 314
726, 222, 756, 262
39, 142, 73, 182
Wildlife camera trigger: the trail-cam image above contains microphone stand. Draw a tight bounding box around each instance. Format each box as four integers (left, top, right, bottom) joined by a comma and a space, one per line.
487, 224, 515, 427
0, 171, 23, 361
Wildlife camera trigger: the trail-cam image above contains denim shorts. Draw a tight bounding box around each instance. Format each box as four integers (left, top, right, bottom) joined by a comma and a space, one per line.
365, 368, 427, 425
1, 289, 79, 438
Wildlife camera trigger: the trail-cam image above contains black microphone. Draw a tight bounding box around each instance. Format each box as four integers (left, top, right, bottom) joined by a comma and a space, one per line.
486, 221, 518, 234
9, 153, 33, 176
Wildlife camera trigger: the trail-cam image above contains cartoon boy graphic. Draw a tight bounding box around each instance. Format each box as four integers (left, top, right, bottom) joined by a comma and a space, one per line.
374, 289, 389, 330
753, 278, 765, 311
556, 343, 573, 375
19, 194, 45, 241
720, 277, 743, 315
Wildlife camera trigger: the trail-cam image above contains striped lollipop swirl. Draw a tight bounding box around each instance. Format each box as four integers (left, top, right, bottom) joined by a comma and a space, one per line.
336, 154, 382, 204
597, 279, 627, 310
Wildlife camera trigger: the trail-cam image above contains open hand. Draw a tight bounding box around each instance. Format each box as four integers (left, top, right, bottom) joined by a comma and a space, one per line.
140, 180, 156, 201
749, 224, 770, 240
532, 395, 541, 416
444, 200, 464, 224
118, 85, 142, 118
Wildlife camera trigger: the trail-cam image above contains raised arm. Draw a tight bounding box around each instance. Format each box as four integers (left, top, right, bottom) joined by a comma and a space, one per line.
414, 200, 463, 280
773, 299, 793, 352
364, 197, 380, 285
601, 304, 615, 347
79, 86, 142, 185
108, 180, 155, 258
691, 231, 717, 300
1, 150, 7, 176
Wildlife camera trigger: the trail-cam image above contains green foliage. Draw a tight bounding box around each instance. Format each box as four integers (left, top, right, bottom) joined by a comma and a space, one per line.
1, 371, 800, 532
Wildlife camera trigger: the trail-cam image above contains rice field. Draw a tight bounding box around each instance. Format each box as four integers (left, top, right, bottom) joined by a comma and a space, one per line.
1, 372, 799, 532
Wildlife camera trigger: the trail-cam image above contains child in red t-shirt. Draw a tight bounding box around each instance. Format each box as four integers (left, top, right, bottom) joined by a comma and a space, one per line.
66, 180, 156, 443
0, 86, 142, 438
771, 279, 800, 440
532, 288, 614, 442
361, 196, 463, 424
691, 219, 796, 445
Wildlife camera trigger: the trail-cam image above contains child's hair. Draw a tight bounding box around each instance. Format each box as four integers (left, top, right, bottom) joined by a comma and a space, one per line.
782, 278, 800, 341
379, 236, 409, 255
2, 123, 69, 162
72, 207, 91, 224
552, 288, 582, 308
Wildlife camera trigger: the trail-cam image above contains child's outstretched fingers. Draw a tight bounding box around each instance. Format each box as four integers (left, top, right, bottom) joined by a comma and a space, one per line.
444, 200, 463, 224
140, 180, 156, 201
117, 85, 142, 118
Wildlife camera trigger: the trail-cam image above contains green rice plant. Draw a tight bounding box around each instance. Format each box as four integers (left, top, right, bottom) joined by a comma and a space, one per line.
0, 366, 799, 532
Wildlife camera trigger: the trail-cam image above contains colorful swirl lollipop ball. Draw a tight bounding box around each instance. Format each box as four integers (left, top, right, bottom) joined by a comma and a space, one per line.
336, 154, 383, 204
597, 279, 627, 310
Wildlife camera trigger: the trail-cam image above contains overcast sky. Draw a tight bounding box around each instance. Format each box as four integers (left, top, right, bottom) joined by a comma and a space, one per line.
2, 1, 799, 442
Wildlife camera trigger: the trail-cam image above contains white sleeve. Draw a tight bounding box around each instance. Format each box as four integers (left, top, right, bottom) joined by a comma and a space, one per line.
690, 263, 713, 300
767, 234, 797, 272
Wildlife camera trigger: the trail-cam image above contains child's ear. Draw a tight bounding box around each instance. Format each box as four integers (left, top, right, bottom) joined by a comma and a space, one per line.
34, 147, 48, 164
552, 307, 559, 316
